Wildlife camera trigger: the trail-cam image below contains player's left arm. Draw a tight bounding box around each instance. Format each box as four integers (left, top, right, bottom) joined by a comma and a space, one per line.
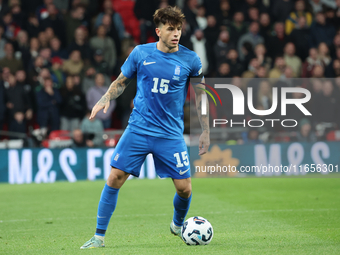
192, 76, 210, 155
89, 73, 133, 119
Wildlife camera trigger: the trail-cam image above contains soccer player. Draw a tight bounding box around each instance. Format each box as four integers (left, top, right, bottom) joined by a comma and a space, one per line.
80, 6, 210, 249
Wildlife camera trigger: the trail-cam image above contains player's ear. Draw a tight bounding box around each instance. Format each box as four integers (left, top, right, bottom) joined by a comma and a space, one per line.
155, 27, 161, 37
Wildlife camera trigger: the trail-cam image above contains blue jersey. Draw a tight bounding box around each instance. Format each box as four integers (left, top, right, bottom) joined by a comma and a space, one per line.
121, 42, 202, 139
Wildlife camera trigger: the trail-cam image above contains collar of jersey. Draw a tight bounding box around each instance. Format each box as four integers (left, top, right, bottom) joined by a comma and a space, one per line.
154, 41, 181, 55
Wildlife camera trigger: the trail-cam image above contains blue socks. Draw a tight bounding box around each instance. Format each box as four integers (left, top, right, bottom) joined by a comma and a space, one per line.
173, 192, 192, 227
95, 184, 119, 236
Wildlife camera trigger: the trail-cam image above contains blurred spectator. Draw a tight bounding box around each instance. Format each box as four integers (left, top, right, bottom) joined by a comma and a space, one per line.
238, 22, 264, 61
65, 4, 87, 45
29, 37, 40, 60
195, 5, 207, 30
179, 20, 193, 50
15, 70, 31, 92
284, 42, 302, 77
183, 0, 199, 31
285, 0, 313, 35
67, 27, 91, 63
247, 7, 260, 23
28, 56, 44, 86
203, 16, 219, 49
296, 118, 317, 142
216, 62, 231, 78
95, 0, 125, 41
247, 65, 267, 95
229, 12, 247, 46
2, 11, 21, 42
40, 4, 66, 47
80, 111, 104, 147
0, 0, 9, 19
318, 42, 332, 67
16, 30, 30, 71
227, 49, 244, 77
0, 42, 23, 73
325, 59, 340, 77
216, 0, 232, 26
60, 76, 86, 131
272, 0, 294, 22
35, 77, 62, 132
134, 0, 160, 44
269, 56, 286, 78
71, 128, 86, 147
254, 44, 271, 72
266, 22, 288, 60
53, 0, 69, 14
50, 56, 65, 88
90, 25, 116, 71
310, 12, 336, 48
241, 41, 255, 70
62, 50, 84, 76
11, 3, 26, 29
0, 25, 6, 60
26, 14, 40, 38
302, 48, 322, 77
39, 47, 52, 68
309, 0, 337, 15
214, 30, 235, 67
5, 74, 32, 134
100, 14, 122, 58
81, 66, 111, 95
190, 29, 209, 75
86, 73, 115, 129
330, 34, 340, 59
312, 80, 337, 125
312, 64, 325, 78
289, 16, 311, 61
0, 80, 5, 131
35, 0, 53, 21
259, 12, 271, 42
50, 37, 68, 59
91, 49, 110, 76
38, 31, 49, 48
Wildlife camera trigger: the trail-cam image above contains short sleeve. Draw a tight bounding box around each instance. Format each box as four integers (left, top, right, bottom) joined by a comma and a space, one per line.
190, 54, 203, 77
121, 46, 139, 79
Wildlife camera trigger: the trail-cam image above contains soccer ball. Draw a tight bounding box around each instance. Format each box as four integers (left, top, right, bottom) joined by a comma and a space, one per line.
181, 216, 213, 245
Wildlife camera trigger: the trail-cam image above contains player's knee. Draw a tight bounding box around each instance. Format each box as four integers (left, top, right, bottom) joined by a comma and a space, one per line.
107, 167, 129, 188
177, 184, 192, 198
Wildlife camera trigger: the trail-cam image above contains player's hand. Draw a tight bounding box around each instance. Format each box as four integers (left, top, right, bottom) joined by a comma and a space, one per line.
198, 130, 210, 155
89, 101, 110, 120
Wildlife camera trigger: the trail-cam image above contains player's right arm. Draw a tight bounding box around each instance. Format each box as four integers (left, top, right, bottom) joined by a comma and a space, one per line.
89, 73, 132, 119
90, 46, 139, 119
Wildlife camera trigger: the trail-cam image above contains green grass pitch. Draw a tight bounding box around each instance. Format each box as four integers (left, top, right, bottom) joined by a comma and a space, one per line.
0, 177, 339, 254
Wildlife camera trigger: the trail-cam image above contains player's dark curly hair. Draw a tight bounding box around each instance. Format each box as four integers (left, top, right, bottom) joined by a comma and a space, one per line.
153, 6, 185, 27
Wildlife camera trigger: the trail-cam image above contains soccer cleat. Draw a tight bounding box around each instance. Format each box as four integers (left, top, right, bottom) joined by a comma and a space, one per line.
80, 236, 105, 249
170, 221, 182, 237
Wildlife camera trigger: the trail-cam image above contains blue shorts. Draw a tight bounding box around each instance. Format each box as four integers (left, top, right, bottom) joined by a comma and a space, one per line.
110, 127, 191, 179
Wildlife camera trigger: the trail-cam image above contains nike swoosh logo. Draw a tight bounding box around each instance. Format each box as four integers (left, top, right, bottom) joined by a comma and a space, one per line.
97, 215, 106, 218
179, 168, 190, 175
143, 60, 156, 65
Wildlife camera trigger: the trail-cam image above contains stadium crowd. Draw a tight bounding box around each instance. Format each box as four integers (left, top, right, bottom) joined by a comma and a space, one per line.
0, 0, 340, 147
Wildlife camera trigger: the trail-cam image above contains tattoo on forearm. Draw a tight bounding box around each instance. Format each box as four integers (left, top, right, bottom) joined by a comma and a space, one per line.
195, 90, 209, 132
97, 73, 132, 106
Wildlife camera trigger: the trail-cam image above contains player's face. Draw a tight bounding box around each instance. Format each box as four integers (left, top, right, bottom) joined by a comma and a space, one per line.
157, 23, 182, 51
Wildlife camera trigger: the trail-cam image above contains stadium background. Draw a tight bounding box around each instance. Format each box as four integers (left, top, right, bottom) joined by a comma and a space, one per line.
0, 1, 339, 254
0, 0, 340, 181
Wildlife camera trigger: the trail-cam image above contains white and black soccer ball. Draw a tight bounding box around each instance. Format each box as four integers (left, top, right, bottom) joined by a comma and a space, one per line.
181, 216, 213, 245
